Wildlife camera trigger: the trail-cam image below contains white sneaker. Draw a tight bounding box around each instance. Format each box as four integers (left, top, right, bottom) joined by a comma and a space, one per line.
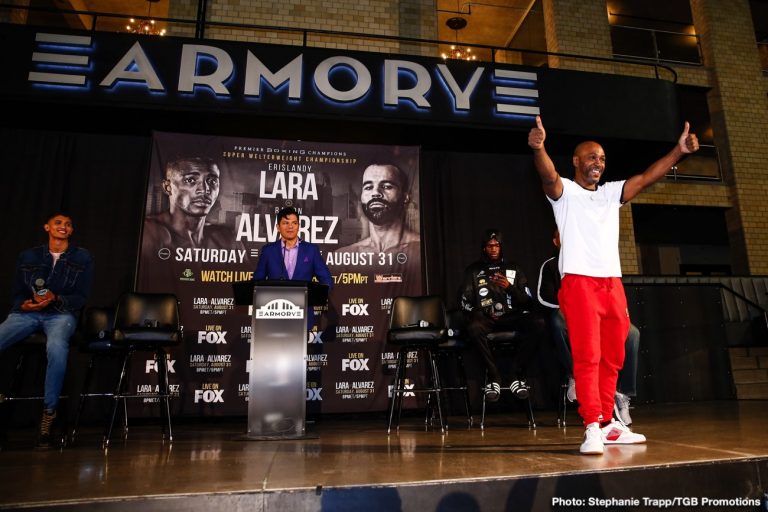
601, 419, 646, 444
566, 377, 576, 402
614, 392, 632, 426
580, 422, 604, 455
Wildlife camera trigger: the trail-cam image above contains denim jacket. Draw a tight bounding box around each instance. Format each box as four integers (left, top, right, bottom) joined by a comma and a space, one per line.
12, 245, 94, 314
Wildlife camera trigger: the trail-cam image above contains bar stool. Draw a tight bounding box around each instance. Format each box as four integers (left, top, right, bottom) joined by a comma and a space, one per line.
0, 333, 69, 448
557, 379, 571, 427
68, 306, 127, 446
433, 310, 473, 429
104, 292, 181, 448
479, 330, 536, 429
386, 296, 448, 434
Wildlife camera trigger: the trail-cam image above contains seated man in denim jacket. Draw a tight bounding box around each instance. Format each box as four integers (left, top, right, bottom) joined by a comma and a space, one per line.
0, 212, 94, 449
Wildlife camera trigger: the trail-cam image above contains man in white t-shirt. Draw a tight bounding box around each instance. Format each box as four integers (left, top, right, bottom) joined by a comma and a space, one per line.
528, 116, 699, 455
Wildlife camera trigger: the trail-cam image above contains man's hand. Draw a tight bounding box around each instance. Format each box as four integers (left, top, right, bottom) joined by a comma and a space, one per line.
32, 290, 56, 304
489, 272, 510, 290
528, 116, 546, 150
529, 115, 562, 199
20, 298, 52, 311
622, 121, 701, 203
678, 121, 699, 154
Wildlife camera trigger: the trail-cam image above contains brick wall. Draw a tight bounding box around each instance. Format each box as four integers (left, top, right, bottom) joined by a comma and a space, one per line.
691, 0, 768, 274
541, 0, 768, 275
619, 182, 732, 273
165, 0, 198, 38
169, 0, 437, 54
633, 181, 731, 207
619, 205, 640, 275
0, 0, 30, 24
541, 0, 615, 73
612, 1, 768, 274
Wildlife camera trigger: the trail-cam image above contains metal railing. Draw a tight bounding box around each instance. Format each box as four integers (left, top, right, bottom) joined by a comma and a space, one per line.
623, 277, 768, 342
0, 2, 678, 82
667, 144, 722, 182
610, 24, 703, 66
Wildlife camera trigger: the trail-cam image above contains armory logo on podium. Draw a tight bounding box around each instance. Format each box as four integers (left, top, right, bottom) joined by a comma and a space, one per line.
255, 299, 305, 319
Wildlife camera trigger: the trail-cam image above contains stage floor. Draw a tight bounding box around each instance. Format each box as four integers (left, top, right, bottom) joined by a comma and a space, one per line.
1, 401, 766, 511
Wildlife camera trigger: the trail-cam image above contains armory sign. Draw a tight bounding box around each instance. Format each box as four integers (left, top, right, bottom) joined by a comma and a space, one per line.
2, 25, 539, 128
1, 23, 682, 140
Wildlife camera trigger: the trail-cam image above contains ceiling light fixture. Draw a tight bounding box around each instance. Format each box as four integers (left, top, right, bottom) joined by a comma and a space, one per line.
441, 16, 476, 60
442, 16, 476, 61
126, 0, 166, 36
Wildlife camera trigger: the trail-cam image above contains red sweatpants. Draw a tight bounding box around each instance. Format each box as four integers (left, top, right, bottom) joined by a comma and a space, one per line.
558, 275, 630, 426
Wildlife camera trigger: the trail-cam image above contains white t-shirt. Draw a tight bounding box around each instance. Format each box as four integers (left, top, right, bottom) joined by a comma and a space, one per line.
548, 177, 626, 278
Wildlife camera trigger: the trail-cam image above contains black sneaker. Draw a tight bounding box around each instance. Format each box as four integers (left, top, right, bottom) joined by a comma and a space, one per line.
509, 380, 529, 400
34, 409, 56, 450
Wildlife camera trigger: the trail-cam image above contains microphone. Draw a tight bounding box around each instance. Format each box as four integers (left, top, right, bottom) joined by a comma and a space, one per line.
401, 320, 431, 328
32, 278, 49, 297
30, 277, 54, 306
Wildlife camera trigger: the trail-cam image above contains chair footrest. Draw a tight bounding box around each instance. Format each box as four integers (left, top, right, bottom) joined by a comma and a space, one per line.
113, 394, 172, 399
0, 394, 68, 402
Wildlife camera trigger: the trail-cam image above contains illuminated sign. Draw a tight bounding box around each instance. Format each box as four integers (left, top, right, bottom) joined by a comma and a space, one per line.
1, 24, 683, 140
8, 26, 539, 127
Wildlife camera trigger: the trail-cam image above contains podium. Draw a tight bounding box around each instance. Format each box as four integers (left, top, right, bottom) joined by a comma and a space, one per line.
235, 280, 327, 440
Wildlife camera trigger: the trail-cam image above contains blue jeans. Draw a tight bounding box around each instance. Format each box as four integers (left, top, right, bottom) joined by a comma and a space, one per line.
549, 308, 639, 397
0, 312, 76, 411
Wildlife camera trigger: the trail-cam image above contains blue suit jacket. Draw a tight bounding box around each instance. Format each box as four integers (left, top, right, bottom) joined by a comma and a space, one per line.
253, 240, 333, 327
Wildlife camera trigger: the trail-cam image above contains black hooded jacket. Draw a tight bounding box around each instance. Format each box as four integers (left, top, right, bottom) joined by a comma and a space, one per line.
459, 230, 533, 318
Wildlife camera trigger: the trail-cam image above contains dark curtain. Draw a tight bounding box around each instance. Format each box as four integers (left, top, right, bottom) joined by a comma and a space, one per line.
421, 150, 558, 309
0, 129, 569, 419
420, 150, 566, 406
0, 129, 561, 317
0, 128, 151, 313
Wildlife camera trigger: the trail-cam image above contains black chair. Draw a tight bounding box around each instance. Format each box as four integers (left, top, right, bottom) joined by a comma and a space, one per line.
433, 310, 473, 429
386, 296, 449, 434
88, 293, 181, 449
557, 380, 570, 427
479, 331, 536, 429
0, 332, 49, 405
0, 332, 70, 448
68, 306, 127, 445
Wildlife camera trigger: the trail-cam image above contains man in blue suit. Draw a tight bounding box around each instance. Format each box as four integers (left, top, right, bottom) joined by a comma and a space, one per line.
253, 207, 333, 327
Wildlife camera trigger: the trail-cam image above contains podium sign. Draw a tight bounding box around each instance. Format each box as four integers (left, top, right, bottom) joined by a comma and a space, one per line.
247, 282, 309, 439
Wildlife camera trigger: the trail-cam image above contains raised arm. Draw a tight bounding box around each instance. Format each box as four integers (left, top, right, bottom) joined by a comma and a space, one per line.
528, 116, 563, 200
622, 122, 699, 203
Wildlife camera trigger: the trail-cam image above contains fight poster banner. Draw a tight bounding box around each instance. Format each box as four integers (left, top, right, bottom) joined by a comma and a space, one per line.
135, 132, 422, 416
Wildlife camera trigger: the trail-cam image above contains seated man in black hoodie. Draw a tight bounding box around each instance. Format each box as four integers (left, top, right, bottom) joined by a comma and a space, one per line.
459, 229, 545, 402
